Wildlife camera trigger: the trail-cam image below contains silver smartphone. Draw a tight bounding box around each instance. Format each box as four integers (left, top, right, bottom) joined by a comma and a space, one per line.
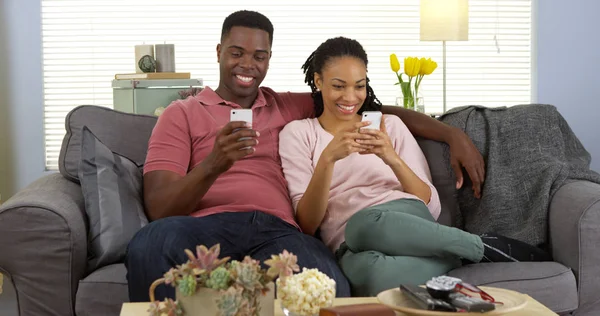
361, 111, 382, 130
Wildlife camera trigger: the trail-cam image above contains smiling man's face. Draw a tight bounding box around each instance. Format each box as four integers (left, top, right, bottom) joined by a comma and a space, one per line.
215, 26, 271, 107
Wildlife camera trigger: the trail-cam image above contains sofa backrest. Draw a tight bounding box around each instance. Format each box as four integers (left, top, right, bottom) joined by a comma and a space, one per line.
58, 105, 459, 226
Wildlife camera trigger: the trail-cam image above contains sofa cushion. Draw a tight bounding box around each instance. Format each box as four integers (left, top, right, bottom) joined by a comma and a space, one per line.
60, 105, 157, 183
79, 126, 149, 272
416, 138, 459, 227
448, 262, 578, 313
76, 264, 129, 316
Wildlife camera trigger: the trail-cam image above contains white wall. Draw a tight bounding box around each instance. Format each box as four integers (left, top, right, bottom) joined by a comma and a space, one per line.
0, 0, 14, 201
0, 0, 46, 199
536, 0, 600, 172
0, 0, 10, 202
0, 0, 598, 199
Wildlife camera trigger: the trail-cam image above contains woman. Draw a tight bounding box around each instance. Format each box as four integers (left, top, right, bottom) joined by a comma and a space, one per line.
278, 37, 550, 296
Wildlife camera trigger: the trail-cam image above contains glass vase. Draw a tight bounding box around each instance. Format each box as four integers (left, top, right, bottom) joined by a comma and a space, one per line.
395, 96, 425, 113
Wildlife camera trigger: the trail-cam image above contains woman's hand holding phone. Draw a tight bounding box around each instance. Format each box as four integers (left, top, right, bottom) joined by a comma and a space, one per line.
321, 121, 374, 163
358, 118, 401, 166
359, 113, 432, 202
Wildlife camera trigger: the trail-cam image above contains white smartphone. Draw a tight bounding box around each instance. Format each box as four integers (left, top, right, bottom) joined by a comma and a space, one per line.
230, 109, 253, 127
361, 111, 382, 130
230, 109, 253, 145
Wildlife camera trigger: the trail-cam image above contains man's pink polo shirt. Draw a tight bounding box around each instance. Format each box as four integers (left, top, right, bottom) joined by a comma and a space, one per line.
143, 86, 314, 228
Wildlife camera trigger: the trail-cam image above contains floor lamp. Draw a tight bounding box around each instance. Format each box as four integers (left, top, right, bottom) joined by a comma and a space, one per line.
420, 0, 469, 113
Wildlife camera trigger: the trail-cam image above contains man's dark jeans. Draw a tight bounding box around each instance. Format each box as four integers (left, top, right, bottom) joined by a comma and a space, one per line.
125, 211, 351, 301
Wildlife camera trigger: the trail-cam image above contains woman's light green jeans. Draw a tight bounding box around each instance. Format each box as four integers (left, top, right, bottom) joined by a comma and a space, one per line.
336, 199, 484, 297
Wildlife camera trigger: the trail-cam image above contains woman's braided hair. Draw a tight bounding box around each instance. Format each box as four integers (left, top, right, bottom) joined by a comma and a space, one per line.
301, 37, 382, 116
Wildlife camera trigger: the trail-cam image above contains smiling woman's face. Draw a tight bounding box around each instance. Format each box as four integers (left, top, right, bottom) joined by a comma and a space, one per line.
315, 56, 367, 122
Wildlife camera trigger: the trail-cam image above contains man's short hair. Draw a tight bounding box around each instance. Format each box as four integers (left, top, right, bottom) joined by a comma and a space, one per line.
221, 10, 274, 45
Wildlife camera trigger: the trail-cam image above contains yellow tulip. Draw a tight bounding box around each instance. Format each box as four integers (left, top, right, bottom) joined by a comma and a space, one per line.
419, 58, 438, 75
389, 54, 400, 73
427, 59, 438, 75
418, 58, 426, 75
404, 57, 420, 77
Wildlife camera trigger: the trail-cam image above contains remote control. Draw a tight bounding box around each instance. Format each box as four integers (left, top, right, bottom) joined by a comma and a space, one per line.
400, 284, 457, 312
446, 292, 496, 312
425, 276, 463, 299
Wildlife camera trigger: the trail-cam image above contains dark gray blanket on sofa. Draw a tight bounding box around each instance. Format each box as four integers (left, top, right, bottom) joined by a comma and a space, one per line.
439, 104, 600, 246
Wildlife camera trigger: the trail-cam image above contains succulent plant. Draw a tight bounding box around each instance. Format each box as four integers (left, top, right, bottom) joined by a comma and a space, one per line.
185, 244, 230, 272
163, 298, 184, 316
206, 266, 231, 290
178, 262, 198, 277
163, 267, 179, 285
264, 250, 300, 281
147, 298, 183, 316
165, 261, 204, 293
177, 274, 197, 297
215, 286, 248, 316
231, 257, 265, 292
147, 300, 160, 316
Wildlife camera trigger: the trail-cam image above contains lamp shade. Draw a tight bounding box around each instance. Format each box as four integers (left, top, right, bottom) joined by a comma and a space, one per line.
420, 0, 469, 41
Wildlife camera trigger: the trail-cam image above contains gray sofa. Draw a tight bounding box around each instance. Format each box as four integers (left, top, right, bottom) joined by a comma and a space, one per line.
0, 105, 599, 316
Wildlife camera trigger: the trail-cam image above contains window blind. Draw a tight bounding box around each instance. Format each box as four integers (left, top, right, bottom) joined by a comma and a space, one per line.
41, 0, 532, 170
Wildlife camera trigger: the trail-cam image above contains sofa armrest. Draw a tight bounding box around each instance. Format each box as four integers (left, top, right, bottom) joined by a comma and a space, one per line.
0, 173, 88, 316
549, 180, 600, 310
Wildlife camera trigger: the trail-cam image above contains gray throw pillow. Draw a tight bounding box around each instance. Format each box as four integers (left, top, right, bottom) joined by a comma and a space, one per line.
78, 126, 149, 272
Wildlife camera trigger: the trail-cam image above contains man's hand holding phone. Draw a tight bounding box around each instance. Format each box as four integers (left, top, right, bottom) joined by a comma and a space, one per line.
203, 110, 258, 175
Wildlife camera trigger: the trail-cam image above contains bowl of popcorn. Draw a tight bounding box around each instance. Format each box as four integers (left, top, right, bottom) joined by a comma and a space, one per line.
277, 267, 336, 316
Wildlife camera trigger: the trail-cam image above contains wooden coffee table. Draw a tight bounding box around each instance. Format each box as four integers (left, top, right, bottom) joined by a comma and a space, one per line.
121, 295, 557, 315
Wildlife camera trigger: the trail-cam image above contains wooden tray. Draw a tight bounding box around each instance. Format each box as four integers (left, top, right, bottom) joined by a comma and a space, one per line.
377, 286, 527, 315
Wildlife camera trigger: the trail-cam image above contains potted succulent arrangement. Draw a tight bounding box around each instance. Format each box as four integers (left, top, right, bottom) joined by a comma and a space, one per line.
147, 244, 302, 316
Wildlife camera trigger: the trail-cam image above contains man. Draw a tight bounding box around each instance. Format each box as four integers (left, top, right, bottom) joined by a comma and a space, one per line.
125, 10, 485, 301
